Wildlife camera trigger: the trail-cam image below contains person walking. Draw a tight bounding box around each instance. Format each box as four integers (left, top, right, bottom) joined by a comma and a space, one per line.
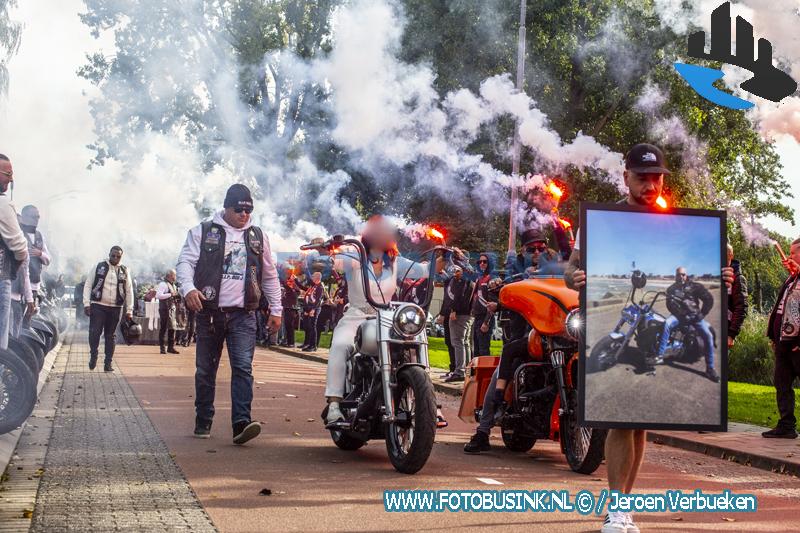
0, 154, 32, 349
300, 271, 324, 352
279, 275, 301, 347
565, 143, 734, 533
156, 269, 180, 354
83, 246, 134, 371
763, 238, 800, 439
445, 265, 474, 383
177, 184, 282, 444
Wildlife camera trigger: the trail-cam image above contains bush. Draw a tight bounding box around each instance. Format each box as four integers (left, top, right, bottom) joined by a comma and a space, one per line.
728, 312, 774, 385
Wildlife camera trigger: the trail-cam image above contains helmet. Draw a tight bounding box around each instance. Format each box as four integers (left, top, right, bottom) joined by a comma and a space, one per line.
121, 317, 142, 344
631, 270, 647, 289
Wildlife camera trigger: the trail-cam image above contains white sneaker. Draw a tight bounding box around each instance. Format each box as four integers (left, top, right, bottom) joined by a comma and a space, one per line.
625, 512, 639, 533
326, 402, 344, 424
601, 512, 627, 533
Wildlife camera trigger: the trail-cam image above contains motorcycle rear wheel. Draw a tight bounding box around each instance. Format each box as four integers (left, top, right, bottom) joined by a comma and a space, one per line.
385, 366, 437, 474
0, 348, 37, 435
587, 335, 622, 373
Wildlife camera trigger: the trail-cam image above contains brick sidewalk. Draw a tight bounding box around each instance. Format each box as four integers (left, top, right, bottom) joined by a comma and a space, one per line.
1, 334, 217, 532
269, 344, 800, 478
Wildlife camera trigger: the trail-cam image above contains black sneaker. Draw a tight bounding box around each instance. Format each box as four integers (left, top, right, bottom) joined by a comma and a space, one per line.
194, 418, 212, 439
705, 367, 720, 383
302, 346, 317, 352
160, 347, 167, 354
762, 427, 798, 439
104, 363, 114, 372
89, 355, 98, 370
168, 348, 180, 354
464, 431, 491, 454
233, 421, 261, 445
444, 373, 464, 383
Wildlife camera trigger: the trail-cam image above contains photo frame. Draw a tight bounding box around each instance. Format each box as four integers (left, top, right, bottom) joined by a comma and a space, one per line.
578, 202, 728, 431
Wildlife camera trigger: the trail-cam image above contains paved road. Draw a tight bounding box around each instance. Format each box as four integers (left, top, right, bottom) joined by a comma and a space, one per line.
112, 344, 800, 532
585, 279, 723, 426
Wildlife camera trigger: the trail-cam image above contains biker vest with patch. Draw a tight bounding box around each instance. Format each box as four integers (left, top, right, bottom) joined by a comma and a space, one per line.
90, 261, 128, 305
193, 221, 264, 311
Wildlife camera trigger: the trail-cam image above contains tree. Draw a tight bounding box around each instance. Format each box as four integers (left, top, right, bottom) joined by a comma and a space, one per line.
0, 0, 21, 96
79, 0, 339, 174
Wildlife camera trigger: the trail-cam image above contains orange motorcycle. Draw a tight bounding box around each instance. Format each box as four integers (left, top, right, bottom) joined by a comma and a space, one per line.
458, 275, 606, 474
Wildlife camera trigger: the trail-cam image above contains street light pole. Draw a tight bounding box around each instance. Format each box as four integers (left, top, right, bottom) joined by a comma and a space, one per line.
507, 0, 527, 253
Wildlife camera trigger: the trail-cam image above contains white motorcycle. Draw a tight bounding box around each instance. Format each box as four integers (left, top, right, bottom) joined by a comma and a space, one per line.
304, 235, 453, 474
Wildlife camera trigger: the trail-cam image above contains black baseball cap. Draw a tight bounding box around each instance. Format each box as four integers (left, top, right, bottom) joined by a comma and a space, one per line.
224, 184, 254, 209
625, 143, 670, 175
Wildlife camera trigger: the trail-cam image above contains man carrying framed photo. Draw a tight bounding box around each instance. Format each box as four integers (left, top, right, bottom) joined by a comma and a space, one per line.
565, 143, 734, 533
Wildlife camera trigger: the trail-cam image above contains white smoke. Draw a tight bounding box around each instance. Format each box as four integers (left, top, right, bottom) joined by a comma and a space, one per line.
3, 0, 630, 281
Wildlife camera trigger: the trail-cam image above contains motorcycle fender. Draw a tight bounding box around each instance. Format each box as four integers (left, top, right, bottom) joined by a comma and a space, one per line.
396, 362, 427, 373
608, 331, 625, 341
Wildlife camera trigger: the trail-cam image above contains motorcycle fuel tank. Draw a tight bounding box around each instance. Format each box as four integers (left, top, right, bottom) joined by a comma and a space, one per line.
499, 278, 577, 336
354, 318, 379, 357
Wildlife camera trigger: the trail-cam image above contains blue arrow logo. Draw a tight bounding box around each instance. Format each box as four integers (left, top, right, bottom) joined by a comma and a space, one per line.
674, 63, 754, 110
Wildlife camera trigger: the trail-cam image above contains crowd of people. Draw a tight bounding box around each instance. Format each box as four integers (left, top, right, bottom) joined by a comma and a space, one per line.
4, 143, 800, 533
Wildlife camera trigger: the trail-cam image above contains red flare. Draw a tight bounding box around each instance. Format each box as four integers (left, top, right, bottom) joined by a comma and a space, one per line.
558, 218, 572, 230
655, 196, 668, 209
428, 227, 445, 241
547, 181, 564, 202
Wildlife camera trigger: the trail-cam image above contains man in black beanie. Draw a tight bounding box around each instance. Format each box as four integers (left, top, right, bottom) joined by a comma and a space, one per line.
177, 184, 283, 444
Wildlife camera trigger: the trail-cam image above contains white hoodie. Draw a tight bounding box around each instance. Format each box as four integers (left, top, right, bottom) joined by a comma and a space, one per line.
176, 210, 282, 315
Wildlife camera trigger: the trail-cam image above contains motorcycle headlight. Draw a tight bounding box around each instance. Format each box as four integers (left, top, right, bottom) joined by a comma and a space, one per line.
393, 304, 426, 337
564, 309, 583, 341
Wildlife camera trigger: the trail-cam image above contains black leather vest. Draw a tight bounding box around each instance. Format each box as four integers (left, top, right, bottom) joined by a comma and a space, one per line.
90, 261, 128, 305
193, 221, 264, 311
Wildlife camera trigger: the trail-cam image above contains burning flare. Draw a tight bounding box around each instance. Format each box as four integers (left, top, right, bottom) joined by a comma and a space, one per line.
655, 196, 668, 209
558, 218, 572, 229
428, 227, 445, 241
546, 181, 564, 203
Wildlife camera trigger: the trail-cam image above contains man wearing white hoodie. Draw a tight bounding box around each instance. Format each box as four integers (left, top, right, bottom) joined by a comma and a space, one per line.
177, 184, 283, 445
0, 154, 32, 350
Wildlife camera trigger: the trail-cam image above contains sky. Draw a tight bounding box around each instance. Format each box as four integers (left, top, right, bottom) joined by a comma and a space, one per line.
585, 209, 722, 276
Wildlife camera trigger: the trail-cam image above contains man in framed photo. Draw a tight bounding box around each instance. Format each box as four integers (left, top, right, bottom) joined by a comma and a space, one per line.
565, 143, 734, 533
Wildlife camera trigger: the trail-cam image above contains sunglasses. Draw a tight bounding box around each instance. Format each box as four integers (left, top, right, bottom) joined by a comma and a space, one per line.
526, 245, 546, 253
234, 207, 253, 214
478, 259, 488, 264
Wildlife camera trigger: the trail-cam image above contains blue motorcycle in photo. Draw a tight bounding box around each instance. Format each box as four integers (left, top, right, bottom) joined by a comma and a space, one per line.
587, 270, 716, 373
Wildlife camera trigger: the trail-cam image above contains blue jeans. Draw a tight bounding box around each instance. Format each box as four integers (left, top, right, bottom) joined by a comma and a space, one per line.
0, 280, 11, 349
659, 315, 715, 368
477, 367, 499, 435
194, 309, 257, 426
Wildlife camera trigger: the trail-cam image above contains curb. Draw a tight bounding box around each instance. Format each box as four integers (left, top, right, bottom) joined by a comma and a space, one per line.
647, 431, 800, 478
267, 345, 464, 397
1, 334, 68, 479
270, 345, 800, 477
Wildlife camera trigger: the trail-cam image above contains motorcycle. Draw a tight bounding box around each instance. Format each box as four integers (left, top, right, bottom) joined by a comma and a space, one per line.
458, 274, 607, 474
304, 235, 453, 474
588, 270, 716, 373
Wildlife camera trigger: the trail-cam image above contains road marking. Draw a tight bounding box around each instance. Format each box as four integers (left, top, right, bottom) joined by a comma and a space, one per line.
476, 477, 503, 485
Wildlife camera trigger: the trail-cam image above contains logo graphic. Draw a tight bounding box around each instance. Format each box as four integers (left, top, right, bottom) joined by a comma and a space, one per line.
201, 286, 217, 301
641, 152, 657, 163
674, 2, 797, 110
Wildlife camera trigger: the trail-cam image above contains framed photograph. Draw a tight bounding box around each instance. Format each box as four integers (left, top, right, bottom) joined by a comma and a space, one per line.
578, 202, 727, 431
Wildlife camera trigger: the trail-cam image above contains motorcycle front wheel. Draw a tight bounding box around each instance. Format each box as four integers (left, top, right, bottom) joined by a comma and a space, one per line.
561, 363, 606, 474
587, 335, 622, 373
385, 366, 437, 474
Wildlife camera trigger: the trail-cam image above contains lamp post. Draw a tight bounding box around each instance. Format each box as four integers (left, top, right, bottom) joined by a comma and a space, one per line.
507, 0, 527, 253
